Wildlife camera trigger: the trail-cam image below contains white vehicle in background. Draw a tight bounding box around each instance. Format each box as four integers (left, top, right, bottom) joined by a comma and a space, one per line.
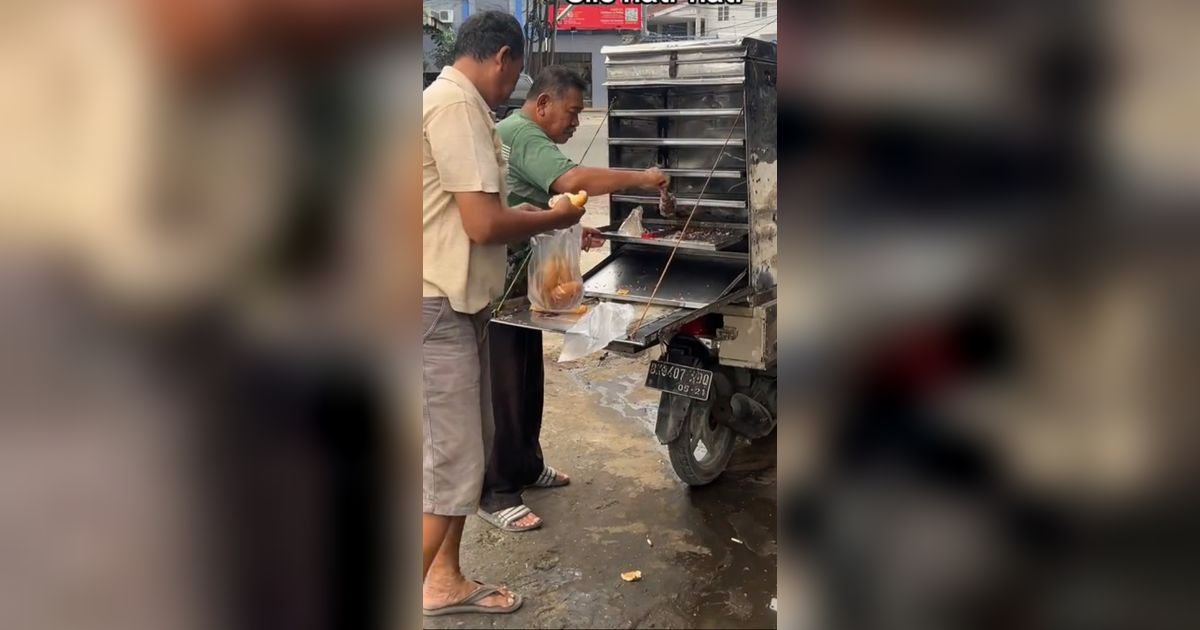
496, 72, 534, 120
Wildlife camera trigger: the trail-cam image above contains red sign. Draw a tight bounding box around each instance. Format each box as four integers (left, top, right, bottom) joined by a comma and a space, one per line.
549, 2, 643, 31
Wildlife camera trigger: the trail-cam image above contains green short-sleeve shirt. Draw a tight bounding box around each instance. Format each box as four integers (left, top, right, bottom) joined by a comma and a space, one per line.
497, 111, 577, 208
495, 111, 578, 297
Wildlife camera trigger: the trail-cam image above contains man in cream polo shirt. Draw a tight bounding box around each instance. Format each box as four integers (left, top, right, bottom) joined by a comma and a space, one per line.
420, 11, 583, 618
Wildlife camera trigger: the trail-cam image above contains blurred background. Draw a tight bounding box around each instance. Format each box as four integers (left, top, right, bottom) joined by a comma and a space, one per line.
0, 1, 1197, 629
776, 2, 1199, 630
1, 1, 421, 629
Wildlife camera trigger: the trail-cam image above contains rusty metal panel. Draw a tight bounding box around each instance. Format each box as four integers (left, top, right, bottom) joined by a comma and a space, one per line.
717, 301, 777, 370
745, 58, 778, 292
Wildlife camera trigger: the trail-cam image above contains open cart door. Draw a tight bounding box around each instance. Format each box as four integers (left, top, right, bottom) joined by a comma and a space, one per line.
492, 243, 751, 354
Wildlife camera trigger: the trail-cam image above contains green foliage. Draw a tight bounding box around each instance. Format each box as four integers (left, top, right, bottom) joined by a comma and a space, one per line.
426, 27, 456, 69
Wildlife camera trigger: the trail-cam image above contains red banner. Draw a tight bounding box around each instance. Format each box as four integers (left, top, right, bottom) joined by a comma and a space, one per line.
550, 2, 643, 31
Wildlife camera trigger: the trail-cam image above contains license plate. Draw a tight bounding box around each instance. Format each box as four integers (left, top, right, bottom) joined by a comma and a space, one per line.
645, 360, 713, 401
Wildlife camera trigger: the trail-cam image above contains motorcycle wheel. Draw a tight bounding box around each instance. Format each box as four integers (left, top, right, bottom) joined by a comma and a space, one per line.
664, 356, 735, 486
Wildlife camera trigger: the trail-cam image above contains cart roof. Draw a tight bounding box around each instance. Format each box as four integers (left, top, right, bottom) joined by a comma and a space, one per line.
601, 37, 776, 57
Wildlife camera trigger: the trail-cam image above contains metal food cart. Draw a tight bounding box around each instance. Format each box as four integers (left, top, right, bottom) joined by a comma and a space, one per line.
496, 37, 777, 485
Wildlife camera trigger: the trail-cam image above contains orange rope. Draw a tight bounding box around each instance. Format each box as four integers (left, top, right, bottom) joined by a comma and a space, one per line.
631, 107, 745, 337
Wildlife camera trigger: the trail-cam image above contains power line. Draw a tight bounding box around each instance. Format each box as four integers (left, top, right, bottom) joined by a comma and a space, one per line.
743, 19, 777, 38
646, 12, 778, 38
645, 17, 778, 41
704, 14, 778, 34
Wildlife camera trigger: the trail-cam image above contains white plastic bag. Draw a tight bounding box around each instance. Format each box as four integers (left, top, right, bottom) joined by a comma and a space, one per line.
618, 206, 644, 236
558, 302, 635, 362
527, 224, 583, 313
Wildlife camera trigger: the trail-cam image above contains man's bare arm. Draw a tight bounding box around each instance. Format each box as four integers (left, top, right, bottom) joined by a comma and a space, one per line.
502, 204, 546, 247
551, 166, 667, 197
455, 193, 583, 245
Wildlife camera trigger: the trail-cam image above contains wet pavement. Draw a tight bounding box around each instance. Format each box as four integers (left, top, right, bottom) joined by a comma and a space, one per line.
425, 337, 777, 629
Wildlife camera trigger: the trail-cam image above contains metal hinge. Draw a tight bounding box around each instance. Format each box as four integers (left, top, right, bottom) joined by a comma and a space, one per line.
716, 327, 738, 341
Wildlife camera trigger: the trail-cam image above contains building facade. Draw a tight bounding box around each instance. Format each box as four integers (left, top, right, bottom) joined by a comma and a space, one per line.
423, 0, 515, 27
551, 30, 639, 106
422, 0, 515, 70
422, 0, 645, 107
647, 0, 777, 42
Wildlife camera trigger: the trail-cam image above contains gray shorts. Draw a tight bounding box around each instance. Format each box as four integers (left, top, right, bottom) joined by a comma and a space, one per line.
422, 297, 494, 516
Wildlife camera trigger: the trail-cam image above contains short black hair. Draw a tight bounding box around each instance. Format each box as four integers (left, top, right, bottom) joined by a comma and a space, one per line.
452, 11, 524, 62
528, 65, 587, 101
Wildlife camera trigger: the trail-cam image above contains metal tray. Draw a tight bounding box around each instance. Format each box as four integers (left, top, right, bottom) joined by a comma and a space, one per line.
492, 297, 685, 353
599, 221, 747, 252
583, 249, 747, 309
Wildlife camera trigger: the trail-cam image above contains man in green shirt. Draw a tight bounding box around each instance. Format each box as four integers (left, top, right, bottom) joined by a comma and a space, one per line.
478, 66, 667, 532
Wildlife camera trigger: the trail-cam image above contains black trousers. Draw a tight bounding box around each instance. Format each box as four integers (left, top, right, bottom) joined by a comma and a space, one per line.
480, 324, 545, 513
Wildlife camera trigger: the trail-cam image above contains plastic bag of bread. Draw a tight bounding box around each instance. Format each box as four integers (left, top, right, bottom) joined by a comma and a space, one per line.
527, 223, 584, 313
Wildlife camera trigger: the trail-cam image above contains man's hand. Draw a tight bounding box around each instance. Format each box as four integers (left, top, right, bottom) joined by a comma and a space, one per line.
455, 192, 585, 245
547, 193, 586, 229
641, 167, 669, 190
581, 226, 604, 251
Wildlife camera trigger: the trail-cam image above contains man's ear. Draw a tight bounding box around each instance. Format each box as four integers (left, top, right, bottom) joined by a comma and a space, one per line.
495, 45, 512, 68
536, 92, 552, 111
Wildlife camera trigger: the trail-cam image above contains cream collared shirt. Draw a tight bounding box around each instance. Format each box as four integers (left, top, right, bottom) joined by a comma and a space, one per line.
421, 66, 508, 314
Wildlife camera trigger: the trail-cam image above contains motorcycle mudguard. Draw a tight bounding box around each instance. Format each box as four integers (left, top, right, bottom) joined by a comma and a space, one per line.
655, 392, 691, 444
653, 340, 711, 444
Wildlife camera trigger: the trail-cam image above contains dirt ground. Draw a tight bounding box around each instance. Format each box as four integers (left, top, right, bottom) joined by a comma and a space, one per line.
424, 336, 778, 630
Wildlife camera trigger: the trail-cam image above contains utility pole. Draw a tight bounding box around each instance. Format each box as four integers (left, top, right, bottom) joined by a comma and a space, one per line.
523, 0, 559, 78
548, 0, 558, 68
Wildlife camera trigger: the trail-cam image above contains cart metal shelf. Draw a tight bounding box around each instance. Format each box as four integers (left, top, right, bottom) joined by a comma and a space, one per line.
598, 222, 748, 252
610, 194, 746, 210
607, 138, 745, 147
609, 167, 744, 179
609, 108, 744, 117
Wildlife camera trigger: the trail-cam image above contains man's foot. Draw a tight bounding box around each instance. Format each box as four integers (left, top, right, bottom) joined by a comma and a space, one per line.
423, 574, 517, 613
511, 511, 542, 529
477, 505, 543, 532
528, 465, 570, 488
